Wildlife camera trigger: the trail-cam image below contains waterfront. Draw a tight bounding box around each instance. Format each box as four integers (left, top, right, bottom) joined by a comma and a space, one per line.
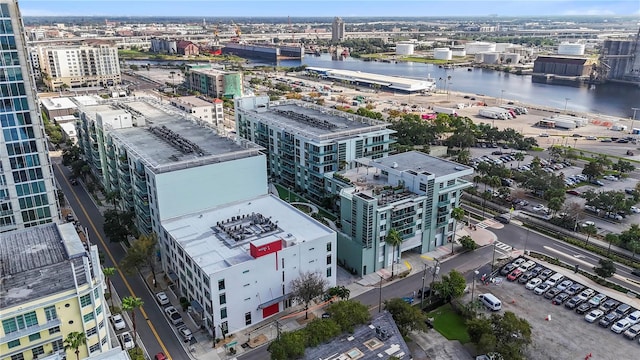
277, 55, 639, 118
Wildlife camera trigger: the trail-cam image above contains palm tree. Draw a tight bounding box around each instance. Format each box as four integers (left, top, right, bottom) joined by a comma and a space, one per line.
64, 332, 86, 360
105, 191, 121, 211
103, 267, 116, 307
122, 296, 143, 341
514, 152, 525, 168
450, 207, 465, 254
385, 229, 403, 277
583, 224, 597, 246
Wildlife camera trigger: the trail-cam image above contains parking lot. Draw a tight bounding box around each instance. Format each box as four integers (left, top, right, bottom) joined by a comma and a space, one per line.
471, 257, 640, 360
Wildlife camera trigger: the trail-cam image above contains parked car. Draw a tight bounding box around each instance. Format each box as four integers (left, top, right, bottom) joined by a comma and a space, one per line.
623, 324, 640, 340
530, 266, 544, 277
511, 258, 526, 267
626, 310, 640, 325
507, 269, 523, 281
576, 302, 593, 315
120, 332, 134, 350
156, 292, 170, 306
564, 296, 584, 310
178, 327, 193, 342
539, 269, 554, 281
585, 309, 605, 323
494, 213, 510, 224
612, 319, 632, 334
534, 283, 551, 295
526, 278, 543, 290
155, 353, 167, 360
556, 280, 573, 291
566, 283, 584, 296
112, 314, 126, 331
532, 204, 547, 212
544, 287, 562, 300
578, 288, 596, 301
164, 306, 183, 325
552, 293, 570, 305
517, 260, 536, 272
589, 293, 607, 307
518, 272, 534, 284
500, 263, 516, 276
600, 312, 621, 327
600, 299, 621, 313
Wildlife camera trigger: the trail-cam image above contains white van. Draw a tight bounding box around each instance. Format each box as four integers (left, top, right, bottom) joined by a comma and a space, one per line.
544, 273, 564, 287
479, 293, 502, 311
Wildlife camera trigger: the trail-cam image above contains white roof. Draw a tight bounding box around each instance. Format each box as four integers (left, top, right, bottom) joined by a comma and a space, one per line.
73, 95, 101, 106
41, 97, 77, 111
162, 194, 334, 274
59, 122, 77, 136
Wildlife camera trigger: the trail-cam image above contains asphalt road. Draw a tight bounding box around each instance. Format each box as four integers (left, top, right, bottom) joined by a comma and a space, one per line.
53, 160, 191, 360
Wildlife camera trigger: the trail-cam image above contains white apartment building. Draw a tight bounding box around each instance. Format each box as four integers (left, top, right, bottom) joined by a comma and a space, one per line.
161, 194, 336, 338
37, 45, 121, 90
169, 96, 224, 126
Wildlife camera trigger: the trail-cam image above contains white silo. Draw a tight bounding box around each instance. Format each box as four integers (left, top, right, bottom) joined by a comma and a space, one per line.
465, 41, 496, 54
495, 43, 514, 52
482, 52, 500, 64
502, 53, 520, 64
451, 46, 466, 56
474, 53, 485, 63
433, 48, 452, 60
557, 42, 585, 56
396, 43, 415, 55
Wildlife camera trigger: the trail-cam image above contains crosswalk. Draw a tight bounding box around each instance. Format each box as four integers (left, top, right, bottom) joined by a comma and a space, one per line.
494, 241, 513, 252
476, 219, 497, 229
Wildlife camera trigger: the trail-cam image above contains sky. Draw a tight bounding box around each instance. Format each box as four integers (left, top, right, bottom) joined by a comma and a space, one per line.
17, 0, 640, 18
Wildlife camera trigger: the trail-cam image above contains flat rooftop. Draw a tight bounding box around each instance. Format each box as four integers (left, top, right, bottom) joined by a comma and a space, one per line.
81, 97, 263, 173
303, 311, 411, 360
243, 100, 391, 141
41, 96, 77, 111
171, 96, 214, 108
0, 223, 87, 309
307, 67, 436, 92
374, 151, 472, 178
161, 194, 334, 274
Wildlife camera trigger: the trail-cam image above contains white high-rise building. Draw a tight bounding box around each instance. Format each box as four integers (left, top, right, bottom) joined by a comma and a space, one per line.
0, 0, 60, 231
37, 45, 121, 90
331, 17, 345, 43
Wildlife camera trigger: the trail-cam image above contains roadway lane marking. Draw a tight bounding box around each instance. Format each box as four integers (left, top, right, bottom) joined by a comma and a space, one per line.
55, 163, 172, 359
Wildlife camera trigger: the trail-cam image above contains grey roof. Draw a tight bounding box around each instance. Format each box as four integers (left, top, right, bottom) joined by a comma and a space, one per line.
303, 311, 411, 360
375, 151, 472, 178
244, 100, 392, 141
0, 223, 87, 309
95, 99, 263, 173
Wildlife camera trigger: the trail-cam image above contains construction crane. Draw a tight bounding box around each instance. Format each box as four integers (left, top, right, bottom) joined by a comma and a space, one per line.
231, 20, 241, 42
213, 22, 220, 45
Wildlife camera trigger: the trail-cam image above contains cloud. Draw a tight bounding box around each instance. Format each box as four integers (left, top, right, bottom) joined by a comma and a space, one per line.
563, 8, 617, 16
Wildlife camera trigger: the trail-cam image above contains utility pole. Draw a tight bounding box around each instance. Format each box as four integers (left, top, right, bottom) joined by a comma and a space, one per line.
564, 97, 570, 113
378, 274, 384, 313
420, 264, 428, 308
490, 242, 497, 273
631, 107, 640, 133
471, 269, 479, 302
428, 259, 440, 305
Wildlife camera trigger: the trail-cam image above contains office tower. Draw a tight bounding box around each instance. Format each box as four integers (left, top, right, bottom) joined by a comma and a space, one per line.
0, 0, 59, 231
332, 17, 345, 43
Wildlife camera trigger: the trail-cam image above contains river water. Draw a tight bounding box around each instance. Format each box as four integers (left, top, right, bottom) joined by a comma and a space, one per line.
126, 55, 640, 118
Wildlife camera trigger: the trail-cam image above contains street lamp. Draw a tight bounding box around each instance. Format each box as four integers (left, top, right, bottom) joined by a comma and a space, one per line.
490, 242, 497, 273
631, 107, 640, 133
378, 274, 384, 313
420, 264, 429, 308
564, 98, 570, 113
499, 89, 505, 105
428, 259, 441, 305
471, 269, 480, 303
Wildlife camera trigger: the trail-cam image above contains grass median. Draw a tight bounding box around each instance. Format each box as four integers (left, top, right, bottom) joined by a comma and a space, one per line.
427, 303, 470, 344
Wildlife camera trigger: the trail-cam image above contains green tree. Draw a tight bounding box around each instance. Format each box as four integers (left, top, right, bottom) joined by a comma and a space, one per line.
612, 159, 635, 173
460, 235, 478, 251
64, 331, 87, 360
327, 285, 351, 300
290, 271, 328, 319
582, 223, 597, 246
593, 259, 616, 279
120, 233, 158, 281
513, 152, 525, 168
103, 267, 116, 307
604, 233, 619, 255
432, 269, 467, 302
384, 298, 428, 336
121, 296, 143, 341
582, 160, 604, 180
105, 191, 121, 211
304, 319, 341, 347
467, 311, 532, 360
547, 197, 563, 216
268, 330, 307, 360
385, 228, 403, 277
450, 207, 465, 254
103, 209, 131, 243
326, 300, 371, 333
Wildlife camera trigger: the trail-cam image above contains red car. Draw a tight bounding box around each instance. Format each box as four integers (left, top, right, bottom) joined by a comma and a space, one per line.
566, 190, 582, 196
507, 269, 522, 281
154, 353, 167, 360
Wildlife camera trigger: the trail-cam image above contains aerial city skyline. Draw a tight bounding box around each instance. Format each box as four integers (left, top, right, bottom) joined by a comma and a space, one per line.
19, 0, 640, 17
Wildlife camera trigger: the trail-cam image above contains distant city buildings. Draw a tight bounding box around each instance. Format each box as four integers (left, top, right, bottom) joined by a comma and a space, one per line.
36, 45, 121, 90
601, 30, 640, 83
169, 96, 224, 126
235, 96, 395, 202
150, 38, 199, 56
331, 17, 345, 43
186, 66, 243, 99
325, 151, 473, 276
0, 223, 111, 359
0, 0, 60, 231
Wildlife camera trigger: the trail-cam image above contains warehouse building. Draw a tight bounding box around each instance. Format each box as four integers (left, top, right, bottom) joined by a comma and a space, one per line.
533, 55, 593, 76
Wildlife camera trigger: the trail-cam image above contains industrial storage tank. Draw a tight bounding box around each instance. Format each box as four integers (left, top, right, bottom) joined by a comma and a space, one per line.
465, 41, 496, 54
495, 43, 514, 52
558, 43, 586, 56
396, 43, 415, 55
482, 52, 500, 64
505, 45, 533, 57
502, 53, 520, 64
433, 48, 452, 60
474, 53, 485, 63
451, 46, 466, 56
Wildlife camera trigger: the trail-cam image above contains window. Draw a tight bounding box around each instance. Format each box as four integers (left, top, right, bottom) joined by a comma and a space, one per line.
218, 279, 225, 290
52, 339, 63, 352
245, 312, 252, 326
96, 305, 102, 315
87, 327, 97, 337
83, 312, 94, 322
326, 255, 332, 265
44, 306, 57, 321
29, 332, 41, 341
11, 354, 24, 360
220, 308, 227, 319
419, 182, 427, 191
89, 343, 100, 353
326, 242, 331, 252
327, 267, 332, 278
8, 339, 20, 348
80, 294, 92, 307
219, 293, 226, 305
32, 346, 45, 358
48, 326, 60, 335
98, 320, 104, 329
2, 311, 38, 334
